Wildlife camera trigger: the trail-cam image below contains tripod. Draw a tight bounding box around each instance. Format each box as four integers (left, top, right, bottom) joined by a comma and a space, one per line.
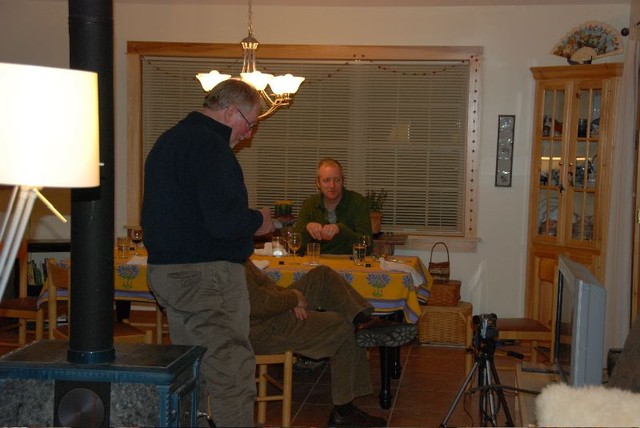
440, 330, 515, 427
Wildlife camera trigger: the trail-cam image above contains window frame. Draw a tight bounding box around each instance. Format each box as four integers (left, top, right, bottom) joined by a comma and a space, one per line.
127, 42, 482, 246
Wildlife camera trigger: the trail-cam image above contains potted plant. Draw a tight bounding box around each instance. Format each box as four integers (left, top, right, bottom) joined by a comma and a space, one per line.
365, 189, 387, 234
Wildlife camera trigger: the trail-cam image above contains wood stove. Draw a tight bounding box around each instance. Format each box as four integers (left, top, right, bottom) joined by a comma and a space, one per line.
0, 340, 205, 427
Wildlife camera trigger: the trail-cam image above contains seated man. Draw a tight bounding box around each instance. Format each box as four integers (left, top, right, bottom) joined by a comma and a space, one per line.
294, 158, 372, 255
245, 262, 416, 427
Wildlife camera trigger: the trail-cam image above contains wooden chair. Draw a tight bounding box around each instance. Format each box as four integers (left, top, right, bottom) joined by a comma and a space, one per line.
126, 301, 167, 344
255, 351, 294, 427
497, 259, 557, 363
206, 351, 294, 427
45, 259, 153, 344
0, 239, 56, 346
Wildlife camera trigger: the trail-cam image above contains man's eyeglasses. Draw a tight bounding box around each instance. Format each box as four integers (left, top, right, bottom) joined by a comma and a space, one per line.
236, 107, 256, 130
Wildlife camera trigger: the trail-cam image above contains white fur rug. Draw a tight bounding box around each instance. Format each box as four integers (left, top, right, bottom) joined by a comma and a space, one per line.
536, 383, 640, 427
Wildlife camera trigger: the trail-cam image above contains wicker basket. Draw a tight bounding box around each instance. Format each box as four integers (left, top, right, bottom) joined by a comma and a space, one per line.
418, 301, 472, 346
428, 280, 461, 306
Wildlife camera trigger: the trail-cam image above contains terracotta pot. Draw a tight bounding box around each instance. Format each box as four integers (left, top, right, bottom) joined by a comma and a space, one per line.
370, 211, 383, 234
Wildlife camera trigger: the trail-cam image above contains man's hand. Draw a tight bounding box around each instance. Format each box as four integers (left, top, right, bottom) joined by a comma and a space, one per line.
306, 222, 324, 241
306, 222, 339, 241
320, 224, 339, 240
254, 207, 276, 236
291, 289, 308, 320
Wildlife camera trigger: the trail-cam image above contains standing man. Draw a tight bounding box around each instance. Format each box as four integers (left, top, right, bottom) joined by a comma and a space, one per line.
141, 78, 275, 427
294, 158, 372, 254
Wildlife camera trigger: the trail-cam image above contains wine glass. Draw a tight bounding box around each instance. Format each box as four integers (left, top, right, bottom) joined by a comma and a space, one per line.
280, 227, 294, 256
130, 227, 144, 256
289, 232, 302, 264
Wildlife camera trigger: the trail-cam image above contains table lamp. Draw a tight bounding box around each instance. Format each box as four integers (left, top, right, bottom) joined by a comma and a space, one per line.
0, 62, 100, 300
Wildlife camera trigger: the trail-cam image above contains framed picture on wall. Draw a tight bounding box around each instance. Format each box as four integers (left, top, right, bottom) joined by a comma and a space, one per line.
495, 115, 515, 187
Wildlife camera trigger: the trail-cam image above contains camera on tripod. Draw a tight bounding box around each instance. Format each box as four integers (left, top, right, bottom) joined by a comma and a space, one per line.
472, 313, 498, 350
441, 312, 518, 427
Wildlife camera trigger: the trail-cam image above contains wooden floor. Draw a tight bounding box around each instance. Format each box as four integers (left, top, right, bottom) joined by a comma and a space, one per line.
261, 343, 526, 427
0, 310, 539, 427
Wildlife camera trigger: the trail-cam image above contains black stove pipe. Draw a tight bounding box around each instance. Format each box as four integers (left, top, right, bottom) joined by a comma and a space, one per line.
68, 0, 115, 364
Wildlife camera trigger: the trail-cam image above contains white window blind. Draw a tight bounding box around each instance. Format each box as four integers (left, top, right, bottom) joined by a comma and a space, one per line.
142, 55, 475, 235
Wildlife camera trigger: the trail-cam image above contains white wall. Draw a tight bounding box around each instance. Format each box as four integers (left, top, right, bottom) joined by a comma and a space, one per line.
0, 0, 631, 317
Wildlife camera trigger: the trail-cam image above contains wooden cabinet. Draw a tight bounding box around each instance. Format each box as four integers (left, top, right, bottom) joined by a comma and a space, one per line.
525, 64, 623, 327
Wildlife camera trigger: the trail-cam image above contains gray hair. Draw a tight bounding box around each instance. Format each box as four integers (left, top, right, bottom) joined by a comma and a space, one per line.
203, 78, 262, 112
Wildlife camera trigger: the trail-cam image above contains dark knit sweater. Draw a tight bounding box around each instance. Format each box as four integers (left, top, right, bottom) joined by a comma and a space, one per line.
141, 111, 262, 264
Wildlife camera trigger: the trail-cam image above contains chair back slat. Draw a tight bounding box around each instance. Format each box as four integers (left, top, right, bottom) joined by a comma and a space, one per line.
47, 259, 70, 290
45, 258, 71, 340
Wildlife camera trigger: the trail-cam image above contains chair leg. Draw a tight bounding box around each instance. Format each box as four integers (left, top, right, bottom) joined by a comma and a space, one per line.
254, 352, 293, 427
35, 309, 44, 340
143, 329, 154, 345
256, 363, 268, 425
282, 351, 293, 427
18, 319, 27, 345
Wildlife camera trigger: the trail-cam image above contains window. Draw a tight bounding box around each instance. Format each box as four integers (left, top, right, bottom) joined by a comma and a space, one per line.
128, 43, 481, 238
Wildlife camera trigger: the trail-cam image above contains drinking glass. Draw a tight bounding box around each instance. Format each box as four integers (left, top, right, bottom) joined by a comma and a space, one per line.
116, 236, 129, 259
289, 232, 302, 264
129, 227, 144, 256
359, 234, 371, 260
272, 236, 285, 257
307, 242, 320, 266
352, 243, 366, 266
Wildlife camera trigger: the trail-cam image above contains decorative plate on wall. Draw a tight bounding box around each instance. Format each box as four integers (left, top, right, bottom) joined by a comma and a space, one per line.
551, 21, 623, 65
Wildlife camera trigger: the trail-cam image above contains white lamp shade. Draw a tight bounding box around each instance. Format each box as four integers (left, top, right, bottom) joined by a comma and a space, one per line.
269, 74, 305, 95
0, 62, 100, 188
196, 70, 232, 91
241, 71, 274, 91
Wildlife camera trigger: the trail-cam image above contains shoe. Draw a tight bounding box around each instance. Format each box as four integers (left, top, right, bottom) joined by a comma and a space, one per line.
328, 404, 387, 427
355, 317, 417, 347
292, 356, 328, 375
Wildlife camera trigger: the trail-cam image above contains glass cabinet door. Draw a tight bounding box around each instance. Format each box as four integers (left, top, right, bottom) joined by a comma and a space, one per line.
568, 87, 600, 242
527, 64, 622, 324
536, 88, 565, 238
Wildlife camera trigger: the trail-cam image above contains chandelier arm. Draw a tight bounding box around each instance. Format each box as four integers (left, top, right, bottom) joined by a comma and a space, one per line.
259, 90, 276, 107
258, 105, 279, 120
258, 93, 292, 119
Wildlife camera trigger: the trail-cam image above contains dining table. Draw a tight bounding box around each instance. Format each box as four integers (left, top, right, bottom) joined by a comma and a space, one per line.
36, 253, 158, 306
250, 253, 432, 322
37, 252, 163, 343
251, 252, 433, 408
112, 252, 155, 302
114, 251, 434, 314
